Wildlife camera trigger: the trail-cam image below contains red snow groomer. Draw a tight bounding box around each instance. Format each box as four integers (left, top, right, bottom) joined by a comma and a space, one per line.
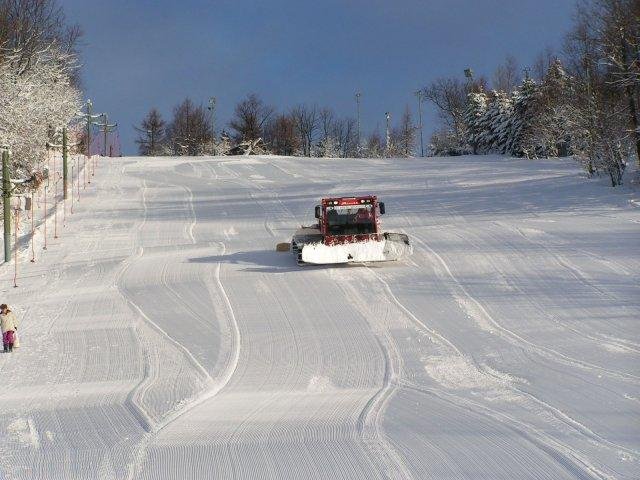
288, 196, 412, 265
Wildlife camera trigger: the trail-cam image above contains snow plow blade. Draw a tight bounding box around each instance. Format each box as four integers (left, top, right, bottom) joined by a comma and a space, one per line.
300, 233, 412, 265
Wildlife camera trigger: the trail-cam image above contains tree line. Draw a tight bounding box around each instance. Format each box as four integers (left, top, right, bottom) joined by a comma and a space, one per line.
135, 94, 419, 159
135, 0, 638, 187
424, 0, 638, 186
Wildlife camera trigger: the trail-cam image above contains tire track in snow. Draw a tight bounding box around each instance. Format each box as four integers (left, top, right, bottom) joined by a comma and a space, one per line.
499, 221, 635, 306
234, 170, 404, 478
114, 180, 211, 434
332, 269, 414, 480
403, 232, 640, 462
459, 223, 640, 358
493, 221, 640, 355
399, 380, 616, 480
359, 259, 623, 477
124, 165, 241, 478
410, 233, 639, 384
111, 176, 215, 476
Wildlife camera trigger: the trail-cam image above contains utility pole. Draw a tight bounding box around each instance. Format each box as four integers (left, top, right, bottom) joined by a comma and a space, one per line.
96, 113, 117, 157
103, 113, 108, 156
86, 99, 93, 157
208, 96, 217, 142
47, 128, 78, 199
355, 92, 362, 155
2, 149, 11, 263
385, 112, 391, 157
415, 90, 424, 157
62, 127, 68, 199
80, 99, 104, 156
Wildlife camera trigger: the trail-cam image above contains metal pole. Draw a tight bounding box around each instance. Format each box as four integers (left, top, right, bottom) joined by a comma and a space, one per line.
71, 164, 75, 214
43, 185, 47, 250
355, 92, 362, 155
208, 97, 216, 143
385, 112, 391, 157
86, 99, 92, 158
416, 90, 424, 157
30, 195, 35, 262
103, 113, 108, 157
2, 150, 11, 263
62, 126, 68, 199
13, 208, 18, 288
54, 174, 59, 239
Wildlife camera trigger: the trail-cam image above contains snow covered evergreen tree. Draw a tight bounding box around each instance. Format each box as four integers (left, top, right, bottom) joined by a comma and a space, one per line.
463, 91, 488, 154
506, 76, 540, 156
482, 91, 514, 154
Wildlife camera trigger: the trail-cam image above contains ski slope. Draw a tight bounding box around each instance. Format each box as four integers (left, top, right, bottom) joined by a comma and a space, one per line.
0, 154, 638, 479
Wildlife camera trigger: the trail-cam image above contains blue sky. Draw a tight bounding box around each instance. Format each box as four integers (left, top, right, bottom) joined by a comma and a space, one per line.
60, 0, 576, 155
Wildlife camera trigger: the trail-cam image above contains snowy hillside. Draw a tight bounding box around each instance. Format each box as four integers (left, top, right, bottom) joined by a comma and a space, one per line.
0, 154, 638, 479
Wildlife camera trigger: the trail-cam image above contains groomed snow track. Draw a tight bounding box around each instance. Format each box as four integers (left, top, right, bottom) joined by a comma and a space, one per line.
0, 155, 638, 479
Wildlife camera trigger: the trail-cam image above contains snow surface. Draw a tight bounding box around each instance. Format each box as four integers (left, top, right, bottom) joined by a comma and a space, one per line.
0, 154, 638, 479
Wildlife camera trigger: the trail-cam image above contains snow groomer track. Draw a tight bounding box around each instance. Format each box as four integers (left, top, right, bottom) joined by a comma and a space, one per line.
0, 154, 638, 479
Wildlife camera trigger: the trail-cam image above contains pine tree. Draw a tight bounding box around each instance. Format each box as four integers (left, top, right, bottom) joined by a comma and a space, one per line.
506, 76, 539, 156
463, 91, 488, 154
483, 91, 513, 153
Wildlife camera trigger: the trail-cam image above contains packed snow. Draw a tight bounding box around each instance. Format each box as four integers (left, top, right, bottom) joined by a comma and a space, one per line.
0, 154, 638, 479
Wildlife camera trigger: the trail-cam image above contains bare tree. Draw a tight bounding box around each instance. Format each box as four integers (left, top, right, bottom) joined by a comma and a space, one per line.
135, 108, 166, 156
397, 105, 416, 156
0, 0, 82, 66
167, 98, 213, 156
291, 104, 318, 156
264, 113, 300, 156
563, 0, 639, 166
0, 0, 82, 174
319, 107, 335, 142
532, 46, 556, 80
595, 0, 640, 164
422, 76, 486, 150
228, 93, 275, 142
493, 55, 521, 92
331, 117, 357, 157
364, 130, 384, 158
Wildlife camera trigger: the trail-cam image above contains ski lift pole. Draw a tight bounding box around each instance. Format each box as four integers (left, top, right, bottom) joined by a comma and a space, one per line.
2, 150, 11, 263
30, 196, 35, 262
76, 156, 81, 201
13, 207, 18, 288
43, 185, 48, 250
54, 173, 60, 239
63, 126, 69, 199
70, 164, 75, 214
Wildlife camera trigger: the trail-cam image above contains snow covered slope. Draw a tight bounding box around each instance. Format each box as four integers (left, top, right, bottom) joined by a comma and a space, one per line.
0, 155, 638, 479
